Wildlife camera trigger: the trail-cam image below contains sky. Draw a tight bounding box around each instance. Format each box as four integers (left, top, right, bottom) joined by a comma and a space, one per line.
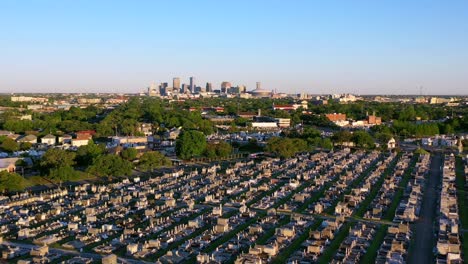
1, 0, 468, 95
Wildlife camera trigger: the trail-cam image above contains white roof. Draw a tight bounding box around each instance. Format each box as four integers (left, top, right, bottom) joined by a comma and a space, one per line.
0, 158, 20, 169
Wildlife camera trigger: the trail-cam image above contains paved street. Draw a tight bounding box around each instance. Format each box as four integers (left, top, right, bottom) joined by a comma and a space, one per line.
408, 154, 442, 264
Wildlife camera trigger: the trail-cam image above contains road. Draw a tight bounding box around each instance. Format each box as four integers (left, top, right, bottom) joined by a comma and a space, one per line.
408, 153, 442, 264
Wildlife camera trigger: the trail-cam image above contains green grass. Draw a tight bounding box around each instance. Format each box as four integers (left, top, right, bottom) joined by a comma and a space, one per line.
25, 175, 51, 186
360, 225, 388, 264
317, 222, 352, 264
317, 155, 404, 263
350, 154, 397, 217
202, 213, 265, 254
223, 215, 291, 264
146, 209, 238, 261
359, 153, 419, 264
382, 154, 419, 221
325, 154, 386, 215
271, 220, 323, 264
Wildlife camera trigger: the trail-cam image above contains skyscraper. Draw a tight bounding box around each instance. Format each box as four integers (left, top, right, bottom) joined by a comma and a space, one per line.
173, 77, 180, 90
221, 81, 232, 93
189, 77, 195, 92
147, 82, 159, 96
181, 84, 189, 94
256, 82, 261, 90
206, 82, 212, 92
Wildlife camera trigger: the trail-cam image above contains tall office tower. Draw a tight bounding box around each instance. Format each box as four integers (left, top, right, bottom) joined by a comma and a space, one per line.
194, 86, 203, 93
221, 81, 232, 93
256, 82, 261, 90
206, 82, 213, 92
238, 85, 246, 93
189, 77, 195, 92
181, 84, 189, 93
173, 77, 181, 90
158, 83, 167, 96
148, 82, 159, 96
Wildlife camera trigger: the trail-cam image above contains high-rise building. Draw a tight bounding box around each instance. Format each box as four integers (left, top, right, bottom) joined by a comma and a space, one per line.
206, 82, 213, 92
148, 82, 159, 96
181, 84, 190, 94
256, 82, 261, 90
194, 86, 203, 93
221, 81, 232, 93
189, 77, 195, 92
238, 85, 246, 93
173, 77, 180, 90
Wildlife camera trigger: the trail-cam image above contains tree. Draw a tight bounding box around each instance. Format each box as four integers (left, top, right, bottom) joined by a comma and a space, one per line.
204, 142, 233, 158
198, 120, 214, 135
176, 130, 207, 159
215, 141, 233, 157
87, 154, 133, 177
121, 148, 138, 161
352, 131, 375, 149
332, 131, 353, 144
0, 171, 25, 192
40, 149, 76, 174
3, 120, 33, 133
20, 142, 32, 151
398, 106, 416, 121
47, 166, 81, 182
76, 140, 105, 166
266, 137, 308, 158
138, 151, 172, 171
1, 137, 19, 152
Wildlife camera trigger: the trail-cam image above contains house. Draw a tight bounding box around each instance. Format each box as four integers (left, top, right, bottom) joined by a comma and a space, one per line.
41, 134, 56, 145
422, 138, 433, 146
138, 123, 153, 136
275, 118, 291, 128
102, 254, 117, 264
0, 130, 14, 137
387, 138, 396, 149
367, 115, 382, 125
72, 132, 93, 147
272, 101, 307, 111
30, 245, 48, 257
58, 134, 72, 144
325, 113, 347, 122
215, 218, 230, 234
112, 136, 148, 147
0, 158, 19, 172
72, 136, 91, 147
164, 127, 181, 140
272, 104, 296, 111
17, 134, 37, 144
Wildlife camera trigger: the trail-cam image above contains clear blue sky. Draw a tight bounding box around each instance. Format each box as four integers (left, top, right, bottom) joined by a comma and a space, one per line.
1, 0, 467, 95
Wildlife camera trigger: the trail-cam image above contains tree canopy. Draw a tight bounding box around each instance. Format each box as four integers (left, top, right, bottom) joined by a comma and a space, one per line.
87, 154, 133, 177
266, 137, 309, 158
138, 151, 172, 171
1, 137, 19, 152
121, 147, 138, 161
176, 130, 207, 159
76, 140, 105, 166
204, 141, 233, 158
40, 148, 76, 174
0, 171, 25, 192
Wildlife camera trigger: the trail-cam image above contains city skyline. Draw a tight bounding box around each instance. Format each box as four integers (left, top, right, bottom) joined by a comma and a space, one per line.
1, 1, 468, 95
